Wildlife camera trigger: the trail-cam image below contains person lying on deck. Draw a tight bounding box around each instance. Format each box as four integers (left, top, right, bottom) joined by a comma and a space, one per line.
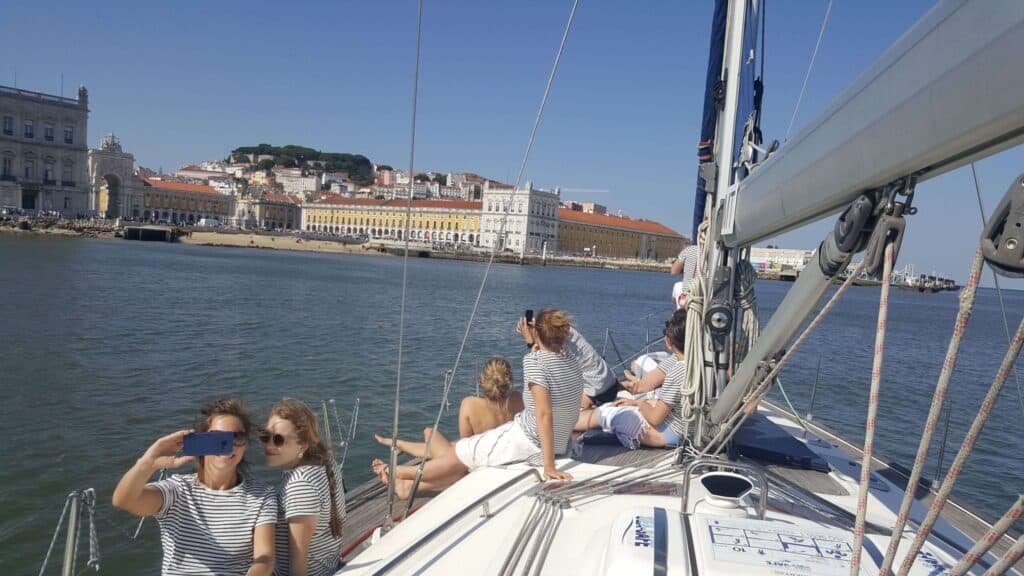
372, 357, 524, 459
574, 308, 690, 449
371, 308, 586, 498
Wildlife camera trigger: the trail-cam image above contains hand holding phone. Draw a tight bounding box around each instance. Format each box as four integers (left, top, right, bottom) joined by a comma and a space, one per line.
524, 309, 534, 324
181, 431, 235, 457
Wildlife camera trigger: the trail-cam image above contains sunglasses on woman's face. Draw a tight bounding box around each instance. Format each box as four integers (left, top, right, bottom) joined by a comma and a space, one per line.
258, 431, 287, 447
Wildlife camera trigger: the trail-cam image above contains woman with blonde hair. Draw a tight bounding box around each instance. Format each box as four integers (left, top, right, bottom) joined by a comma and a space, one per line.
262, 399, 344, 576
373, 357, 524, 459
113, 398, 276, 576
372, 308, 586, 496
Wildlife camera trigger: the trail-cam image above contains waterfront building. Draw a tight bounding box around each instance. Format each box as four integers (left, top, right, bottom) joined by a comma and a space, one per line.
557, 207, 686, 260
479, 180, 559, 256
0, 84, 90, 215
302, 197, 481, 244
89, 134, 146, 218
748, 247, 813, 272
273, 166, 318, 197
139, 177, 232, 224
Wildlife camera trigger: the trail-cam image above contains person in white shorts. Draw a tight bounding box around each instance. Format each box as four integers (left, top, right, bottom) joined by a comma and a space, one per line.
372, 309, 586, 497
575, 309, 690, 449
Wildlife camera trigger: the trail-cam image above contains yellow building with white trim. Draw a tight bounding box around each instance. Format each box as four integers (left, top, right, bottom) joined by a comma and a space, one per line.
302, 197, 482, 244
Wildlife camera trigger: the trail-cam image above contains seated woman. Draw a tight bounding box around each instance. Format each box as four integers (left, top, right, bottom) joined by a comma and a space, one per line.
373, 357, 523, 460
262, 399, 345, 576
372, 308, 586, 497
576, 308, 690, 449
113, 398, 276, 576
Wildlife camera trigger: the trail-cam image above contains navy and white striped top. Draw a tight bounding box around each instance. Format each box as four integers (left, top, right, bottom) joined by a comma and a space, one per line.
677, 244, 701, 289
151, 473, 277, 576
656, 353, 678, 376
274, 465, 344, 576
656, 359, 691, 438
515, 348, 585, 459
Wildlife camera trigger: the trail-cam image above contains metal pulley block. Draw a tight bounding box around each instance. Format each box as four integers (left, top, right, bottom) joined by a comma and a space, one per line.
981, 173, 1024, 277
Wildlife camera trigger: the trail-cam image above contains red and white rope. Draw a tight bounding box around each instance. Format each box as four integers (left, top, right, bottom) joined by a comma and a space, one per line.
850, 240, 895, 576
982, 534, 1024, 576
877, 246, 985, 576
949, 494, 1023, 576
897, 310, 1024, 575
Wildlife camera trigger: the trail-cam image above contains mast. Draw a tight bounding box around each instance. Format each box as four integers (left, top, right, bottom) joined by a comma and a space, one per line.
693, 0, 760, 446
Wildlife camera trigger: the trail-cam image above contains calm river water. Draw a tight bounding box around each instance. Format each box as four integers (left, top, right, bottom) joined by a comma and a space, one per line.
1, 234, 1021, 574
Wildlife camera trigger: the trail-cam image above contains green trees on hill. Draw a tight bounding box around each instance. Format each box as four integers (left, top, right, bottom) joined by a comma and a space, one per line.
232, 143, 374, 185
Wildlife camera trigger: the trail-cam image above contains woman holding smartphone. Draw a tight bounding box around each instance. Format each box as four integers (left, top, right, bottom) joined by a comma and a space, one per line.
262, 399, 344, 576
371, 308, 586, 496
112, 397, 277, 576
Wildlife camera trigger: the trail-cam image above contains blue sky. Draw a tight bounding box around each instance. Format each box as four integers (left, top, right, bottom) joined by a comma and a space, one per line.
3, 0, 1021, 286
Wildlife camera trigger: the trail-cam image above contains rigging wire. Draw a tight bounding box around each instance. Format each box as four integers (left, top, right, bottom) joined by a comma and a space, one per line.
784, 0, 832, 141
399, 0, 582, 515
970, 162, 1024, 418
384, 0, 425, 530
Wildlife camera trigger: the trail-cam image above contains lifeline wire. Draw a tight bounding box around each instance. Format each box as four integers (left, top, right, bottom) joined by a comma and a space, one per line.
385, 0, 425, 530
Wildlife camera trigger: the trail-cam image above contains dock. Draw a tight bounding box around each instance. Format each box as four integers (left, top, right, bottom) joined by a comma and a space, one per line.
123, 225, 177, 242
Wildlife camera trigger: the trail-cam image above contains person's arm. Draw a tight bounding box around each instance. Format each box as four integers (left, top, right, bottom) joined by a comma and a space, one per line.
670, 258, 684, 275
286, 516, 318, 576
623, 368, 666, 395
112, 429, 194, 517
636, 399, 672, 426
530, 383, 572, 481
247, 523, 275, 576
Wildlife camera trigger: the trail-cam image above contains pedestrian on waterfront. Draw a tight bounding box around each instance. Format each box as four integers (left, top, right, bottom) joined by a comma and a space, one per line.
671, 243, 702, 308
262, 399, 344, 576
373, 357, 524, 459
516, 315, 617, 408
112, 398, 276, 576
371, 308, 585, 496
575, 308, 691, 449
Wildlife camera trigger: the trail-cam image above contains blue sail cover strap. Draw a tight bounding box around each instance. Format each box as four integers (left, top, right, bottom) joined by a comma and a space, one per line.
692, 0, 728, 242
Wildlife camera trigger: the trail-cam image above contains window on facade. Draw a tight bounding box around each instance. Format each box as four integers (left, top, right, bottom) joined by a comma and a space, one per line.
2, 116, 12, 136
2, 157, 11, 177
24, 120, 34, 139
44, 162, 54, 182
24, 159, 34, 179
64, 126, 73, 144
44, 126, 54, 142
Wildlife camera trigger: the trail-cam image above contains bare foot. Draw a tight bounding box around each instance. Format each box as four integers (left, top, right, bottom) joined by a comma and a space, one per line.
374, 434, 400, 453
394, 478, 413, 499
371, 458, 389, 485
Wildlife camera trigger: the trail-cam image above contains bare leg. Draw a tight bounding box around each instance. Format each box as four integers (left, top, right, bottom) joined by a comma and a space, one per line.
574, 408, 601, 432
373, 430, 453, 460
639, 426, 669, 448
372, 451, 469, 494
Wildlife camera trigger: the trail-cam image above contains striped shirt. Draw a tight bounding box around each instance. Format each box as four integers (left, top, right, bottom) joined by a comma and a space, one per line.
151, 473, 277, 576
656, 358, 691, 438
656, 353, 678, 375
274, 465, 344, 576
564, 327, 617, 396
515, 348, 586, 460
677, 244, 701, 290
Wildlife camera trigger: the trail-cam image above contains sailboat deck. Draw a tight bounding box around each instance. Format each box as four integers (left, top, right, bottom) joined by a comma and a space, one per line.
339, 403, 1021, 572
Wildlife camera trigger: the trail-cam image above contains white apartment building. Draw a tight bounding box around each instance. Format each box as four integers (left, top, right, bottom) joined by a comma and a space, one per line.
479, 180, 559, 256
0, 85, 90, 215
273, 167, 319, 197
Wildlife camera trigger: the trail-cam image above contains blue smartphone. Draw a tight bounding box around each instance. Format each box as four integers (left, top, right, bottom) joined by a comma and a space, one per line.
182, 431, 234, 456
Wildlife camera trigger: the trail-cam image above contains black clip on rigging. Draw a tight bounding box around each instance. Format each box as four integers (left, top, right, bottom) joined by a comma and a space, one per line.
980, 173, 1024, 278
862, 176, 916, 277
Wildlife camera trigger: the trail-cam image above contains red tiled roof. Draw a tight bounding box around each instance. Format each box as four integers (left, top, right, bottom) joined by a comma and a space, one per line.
141, 177, 221, 197
313, 197, 482, 210
558, 208, 681, 237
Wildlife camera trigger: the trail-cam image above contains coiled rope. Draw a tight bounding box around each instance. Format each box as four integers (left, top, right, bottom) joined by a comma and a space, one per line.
734, 258, 759, 364
850, 239, 895, 576
877, 246, 985, 576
